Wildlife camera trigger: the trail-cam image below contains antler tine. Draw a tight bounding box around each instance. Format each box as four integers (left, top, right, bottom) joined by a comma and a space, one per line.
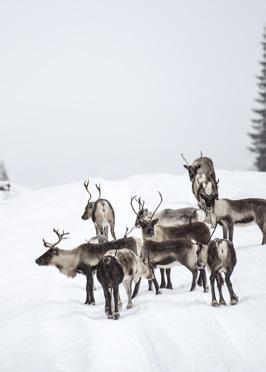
52, 228, 70, 245
83, 179, 92, 201
42, 238, 53, 248
150, 191, 163, 220
130, 195, 138, 215
200, 150, 203, 157
123, 226, 134, 238
181, 153, 190, 165
95, 183, 101, 199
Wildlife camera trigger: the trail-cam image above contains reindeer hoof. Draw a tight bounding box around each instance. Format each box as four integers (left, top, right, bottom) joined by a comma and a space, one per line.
219, 299, 227, 306
166, 283, 173, 289
204, 286, 209, 293
113, 312, 120, 320
211, 300, 219, 307
127, 303, 133, 309
230, 297, 238, 305
107, 313, 113, 319
160, 283, 166, 289
85, 300, 95, 305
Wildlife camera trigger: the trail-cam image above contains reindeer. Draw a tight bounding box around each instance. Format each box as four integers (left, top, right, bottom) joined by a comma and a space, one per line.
35, 229, 159, 305
131, 195, 207, 228
197, 239, 238, 306
133, 217, 210, 294
97, 249, 153, 319
204, 197, 266, 244
131, 192, 208, 290
181, 152, 216, 182
141, 237, 201, 294
82, 179, 116, 240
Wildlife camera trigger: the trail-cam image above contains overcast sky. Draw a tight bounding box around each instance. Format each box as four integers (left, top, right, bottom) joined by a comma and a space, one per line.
0, 0, 265, 189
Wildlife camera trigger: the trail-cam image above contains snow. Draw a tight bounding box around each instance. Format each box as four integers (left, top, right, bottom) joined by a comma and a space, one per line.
1, 170, 266, 372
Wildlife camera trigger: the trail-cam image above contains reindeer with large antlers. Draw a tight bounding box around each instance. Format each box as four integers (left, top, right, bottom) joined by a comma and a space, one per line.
82, 179, 116, 240
35, 228, 155, 305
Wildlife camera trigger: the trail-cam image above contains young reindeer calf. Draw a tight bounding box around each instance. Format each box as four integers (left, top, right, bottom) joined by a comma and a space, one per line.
97, 249, 153, 320
197, 239, 238, 307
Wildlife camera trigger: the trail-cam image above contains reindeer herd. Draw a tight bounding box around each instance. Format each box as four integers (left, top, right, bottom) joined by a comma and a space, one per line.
35, 153, 266, 319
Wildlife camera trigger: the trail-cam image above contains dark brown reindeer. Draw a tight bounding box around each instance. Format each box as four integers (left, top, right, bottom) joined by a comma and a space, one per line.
204, 197, 266, 244
97, 248, 153, 319
82, 179, 116, 240
35, 229, 159, 305
197, 239, 238, 307
132, 216, 210, 295
181, 152, 216, 182
131, 193, 209, 290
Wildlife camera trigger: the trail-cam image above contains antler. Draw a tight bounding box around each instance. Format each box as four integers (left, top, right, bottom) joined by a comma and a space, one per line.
83, 179, 92, 201
137, 197, 145, 210
181, 153, 190, 165
43, 228, 70, 249
200, 151, 203, 157
95, 183, 101, 199
123, 226, 134, 238
150, 191, 163, 220
130, 195, 139, 215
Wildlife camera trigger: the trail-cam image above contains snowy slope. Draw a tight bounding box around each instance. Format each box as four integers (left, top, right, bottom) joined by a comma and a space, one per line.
1, 171, 266, 372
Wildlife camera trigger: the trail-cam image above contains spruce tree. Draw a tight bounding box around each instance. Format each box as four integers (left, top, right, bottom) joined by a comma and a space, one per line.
249, 26, 266, 171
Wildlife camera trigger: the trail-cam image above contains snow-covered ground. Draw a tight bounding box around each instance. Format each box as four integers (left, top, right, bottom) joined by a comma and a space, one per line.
1, 170, 266, 372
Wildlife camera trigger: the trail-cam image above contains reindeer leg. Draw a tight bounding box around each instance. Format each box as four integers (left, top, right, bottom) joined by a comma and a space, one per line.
190, 269, 198, 291
148, 280, 153, 291
110, 223, 116, 240
210, 274, 218, 306
227, 218, 234, 242
166, 269, 173, 289
84, 266, 95, 305
220, 221, 228, 239
131, 277, 141, 298
113, 285, 120, 320
124, 278, 134, 309
217, 273, 226, 305
103, 286, 112, 318
225, 273, 238, 305
199, 268, 209, 293
160, 269, 166, 288
152, 270, 160, 295
197, 270, 203, 287
95, 224, 99, 237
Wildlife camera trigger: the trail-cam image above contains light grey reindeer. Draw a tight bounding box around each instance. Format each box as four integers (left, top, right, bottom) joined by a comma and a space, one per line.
205, 197, 266, 244
81, 179, 116, 240
35, 229, 153, 306
131, 194, 207, 229
181, 152, 216, 181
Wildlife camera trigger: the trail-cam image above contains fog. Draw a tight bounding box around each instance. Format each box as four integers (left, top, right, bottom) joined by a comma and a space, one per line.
0, 0, 265, 189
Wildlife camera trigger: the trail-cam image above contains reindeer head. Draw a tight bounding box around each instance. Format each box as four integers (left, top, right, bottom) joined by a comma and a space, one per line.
181, 153, 201, 181
138, 218, 159, 239
81, 179, 101, 220
130, 192, 163, 229
35, 228, 69, 266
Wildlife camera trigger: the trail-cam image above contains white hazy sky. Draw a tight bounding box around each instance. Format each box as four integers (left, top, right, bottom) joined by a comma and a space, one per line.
0, 0, 265, 189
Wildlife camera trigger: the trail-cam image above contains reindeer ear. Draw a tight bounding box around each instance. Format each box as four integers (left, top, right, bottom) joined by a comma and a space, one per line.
53, 248, 59, 255
152, 218, 159, 226
183, 164, 189, 170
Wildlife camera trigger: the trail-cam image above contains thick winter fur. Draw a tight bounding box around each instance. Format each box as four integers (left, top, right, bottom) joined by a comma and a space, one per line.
103, 249, 153, 311
207, 198, 266, 244
134, 207, 207, 228
82, 198, 116, 240
143, 238, 200, 292
96, 255, 124, 320
192, 173, 219, 209
137, 219, 209, 292
197, 239, 238, 306
183, 156, 216, 181
35, 237, 142, 305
